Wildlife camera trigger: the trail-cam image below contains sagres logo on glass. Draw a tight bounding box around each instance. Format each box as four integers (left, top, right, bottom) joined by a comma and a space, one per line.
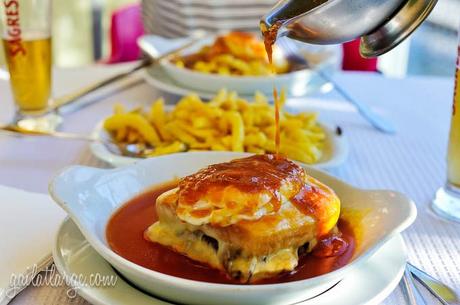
6, 264, 118, 299
3, 0, 26, 56
1, 0, 54, 116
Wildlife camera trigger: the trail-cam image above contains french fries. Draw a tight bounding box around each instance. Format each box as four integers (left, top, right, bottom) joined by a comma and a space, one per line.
103, 89, 326, 163
104, 113, 161, 146
171, 32, 290, 76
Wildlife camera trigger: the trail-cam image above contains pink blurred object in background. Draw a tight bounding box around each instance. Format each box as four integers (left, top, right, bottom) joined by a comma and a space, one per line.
106, 3, 144, 63
342, 39, 378, 72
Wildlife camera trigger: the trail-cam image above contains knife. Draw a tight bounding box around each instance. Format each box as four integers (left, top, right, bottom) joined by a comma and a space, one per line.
407, 263, 460, 305
50, 33, 205, 113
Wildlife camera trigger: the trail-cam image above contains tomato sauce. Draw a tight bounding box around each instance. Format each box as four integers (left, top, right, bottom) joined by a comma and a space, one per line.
106, 182, 355, 285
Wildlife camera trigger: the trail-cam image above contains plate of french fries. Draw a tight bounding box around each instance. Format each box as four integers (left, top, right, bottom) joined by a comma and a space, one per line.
91, 89, 348, 168
138, 32, 338, 97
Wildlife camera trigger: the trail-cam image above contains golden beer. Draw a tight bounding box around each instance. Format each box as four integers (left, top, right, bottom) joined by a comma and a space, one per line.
447, 64, 460, 188
2, 37, 52, 112
433, 39, 460, 223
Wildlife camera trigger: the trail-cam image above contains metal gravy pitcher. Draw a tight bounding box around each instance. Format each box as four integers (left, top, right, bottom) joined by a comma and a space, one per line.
260, 0, 438, 57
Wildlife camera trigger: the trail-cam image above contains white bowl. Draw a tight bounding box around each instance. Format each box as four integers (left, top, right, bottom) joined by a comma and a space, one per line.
49, 152, 416, 305
138, 35, 337, 96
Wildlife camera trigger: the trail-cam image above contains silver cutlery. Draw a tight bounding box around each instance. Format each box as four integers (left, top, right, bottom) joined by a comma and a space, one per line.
278, 38, 397, 134
51, 59, 151, 111
402, 266, 428, 305
0, 125, 148, 158
49, 34, 204, 113
407, 262, 460, 305
401, 262, 460, 305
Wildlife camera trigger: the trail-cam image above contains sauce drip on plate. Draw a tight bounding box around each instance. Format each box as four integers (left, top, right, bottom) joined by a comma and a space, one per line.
106, 182, 355, 284
273, 87, 281, 156
261, 21, 348, 250
262, 20, 283, 157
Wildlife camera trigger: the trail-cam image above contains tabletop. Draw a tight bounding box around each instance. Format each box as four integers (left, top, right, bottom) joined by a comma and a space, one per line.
1, 63, 459, 305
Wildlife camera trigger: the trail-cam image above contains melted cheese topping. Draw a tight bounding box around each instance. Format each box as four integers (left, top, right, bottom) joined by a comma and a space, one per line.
174, 186, 292, 226
176, 154, 305, 226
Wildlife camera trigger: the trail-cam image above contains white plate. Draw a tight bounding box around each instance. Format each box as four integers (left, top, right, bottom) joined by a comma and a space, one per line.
49, 152, 416, 305
53, 218, 407, 305
160, 60, 317, 96
142, 64, 332, 100
139, 35, 336, 99
90, 121, 349, 168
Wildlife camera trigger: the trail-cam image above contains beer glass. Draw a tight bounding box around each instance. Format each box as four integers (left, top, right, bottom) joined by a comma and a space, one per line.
1, 0, 57, 130
432, 33, 460, 222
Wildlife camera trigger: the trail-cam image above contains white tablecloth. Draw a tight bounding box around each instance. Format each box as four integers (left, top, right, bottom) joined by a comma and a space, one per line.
1, 63, 459, 305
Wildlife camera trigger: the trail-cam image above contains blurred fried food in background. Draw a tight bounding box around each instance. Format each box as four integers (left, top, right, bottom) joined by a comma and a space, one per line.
171, 32, 290, 76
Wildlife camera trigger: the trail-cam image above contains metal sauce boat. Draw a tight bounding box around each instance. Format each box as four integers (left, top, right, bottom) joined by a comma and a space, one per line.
261, 0, 438, 57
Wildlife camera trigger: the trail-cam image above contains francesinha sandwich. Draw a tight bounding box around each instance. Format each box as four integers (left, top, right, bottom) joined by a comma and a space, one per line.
145, 154, 341, 283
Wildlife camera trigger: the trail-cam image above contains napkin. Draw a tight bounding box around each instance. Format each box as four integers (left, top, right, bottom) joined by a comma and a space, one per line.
0, 185, 66, 305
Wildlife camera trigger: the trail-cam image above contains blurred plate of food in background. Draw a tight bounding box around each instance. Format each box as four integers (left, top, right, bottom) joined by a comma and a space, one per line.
90, 89, 348, 168
138, 33, 339, 98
